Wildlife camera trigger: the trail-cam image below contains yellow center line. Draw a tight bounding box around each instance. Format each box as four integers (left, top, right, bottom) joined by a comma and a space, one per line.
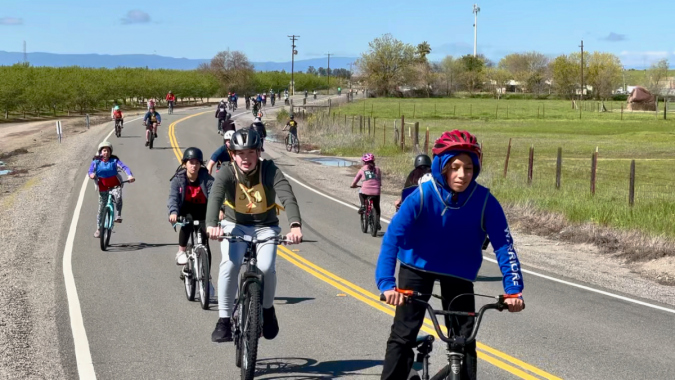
169, 114, 562, 380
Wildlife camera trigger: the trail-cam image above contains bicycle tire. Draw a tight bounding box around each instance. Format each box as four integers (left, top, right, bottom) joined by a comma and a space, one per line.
234, 301, 243, 368
99, 207, 110, 251
370, 208, 379, 237
241, 282, 262, 380
360, 211, 368, 233
285, 134, 292, 152
293, 137, 300, 154
197, 246, 210, 310
149, 130, 154, 149
184, 249, 196, 301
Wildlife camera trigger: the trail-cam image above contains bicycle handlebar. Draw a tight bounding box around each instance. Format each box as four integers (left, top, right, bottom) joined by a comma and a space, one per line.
219, 233, 293, 245
379, 288, 524, 345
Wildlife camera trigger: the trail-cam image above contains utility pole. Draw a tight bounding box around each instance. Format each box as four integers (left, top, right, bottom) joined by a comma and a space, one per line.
579, 40, 584, 101
348, 62, 354, 92
288, 35, 299, 95
473, 4, 480, 57
23, 40, 27, 64
325, 53, 331, 90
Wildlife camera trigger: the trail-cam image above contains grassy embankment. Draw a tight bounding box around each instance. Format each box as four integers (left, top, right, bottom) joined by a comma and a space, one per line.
295, 98, 675, 243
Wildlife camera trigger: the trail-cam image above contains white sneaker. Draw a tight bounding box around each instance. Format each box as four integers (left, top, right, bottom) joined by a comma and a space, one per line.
175, 251, 188, 265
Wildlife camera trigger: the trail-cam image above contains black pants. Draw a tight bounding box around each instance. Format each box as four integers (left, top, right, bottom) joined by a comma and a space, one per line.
178, 205, 211, 268
359, 194, 381, 217
381, 265, 477, 380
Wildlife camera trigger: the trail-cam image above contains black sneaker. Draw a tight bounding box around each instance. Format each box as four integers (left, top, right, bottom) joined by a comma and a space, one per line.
262, 307, 279, 340
211, 318, 232, 342
154, 133, 158, 138
357, 206, 365, 215
145, 141, 149, 147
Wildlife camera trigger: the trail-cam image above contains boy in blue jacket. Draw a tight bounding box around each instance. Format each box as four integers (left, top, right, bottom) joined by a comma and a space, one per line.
376, 130, 525, 380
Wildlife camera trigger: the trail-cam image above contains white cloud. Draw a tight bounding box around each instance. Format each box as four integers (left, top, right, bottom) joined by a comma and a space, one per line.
121, 10, 150, 25
618, 51, 672, 67
0, 17, 23, 25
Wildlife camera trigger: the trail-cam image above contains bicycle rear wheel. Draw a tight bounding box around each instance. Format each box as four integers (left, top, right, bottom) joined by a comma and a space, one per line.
360, 212, 368, 233
293, 136, 300, 154
370, 208, 379, 237
183, 250, 196, 301
99, 208, 110, 251
196, 247, 210, 310
285, 134, 292, 152
241, 282, 262, 380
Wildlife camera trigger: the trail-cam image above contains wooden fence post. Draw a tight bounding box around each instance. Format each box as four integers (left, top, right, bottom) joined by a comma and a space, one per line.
373, 117, 377, 138
413, 122, 419, 147
506, 104, 509, 119
496, 105, 499, 119
664, 98, 668, 120
590, 147, 598, 196
400, 115, 405, 147
399, 102, 401, 118
629, 159, 635, 207
328, 98, 332, 115
556, 147, 562, 189
453, 105, 456, 117
470, 104, 472, 118
621, 103, 624, 120
543, 103, 545, 119
424, 127, 429, 154
368, 117, 371, 135
527, 144, 534, 185
413, 104, 416, 118
383, 123, 386, 145
503, 138, 512, 178
351, 115, 354, 134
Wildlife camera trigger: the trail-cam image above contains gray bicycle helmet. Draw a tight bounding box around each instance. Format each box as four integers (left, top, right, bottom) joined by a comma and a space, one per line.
414, 154, 432, 168
229, 129, 262, 151
182, 147, 204, 163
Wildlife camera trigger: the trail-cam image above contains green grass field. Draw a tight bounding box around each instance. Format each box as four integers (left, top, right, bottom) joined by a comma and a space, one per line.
300, 98, 675, 238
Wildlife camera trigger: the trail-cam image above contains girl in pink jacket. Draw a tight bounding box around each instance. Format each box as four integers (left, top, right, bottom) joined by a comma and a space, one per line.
350, 153, 382, 218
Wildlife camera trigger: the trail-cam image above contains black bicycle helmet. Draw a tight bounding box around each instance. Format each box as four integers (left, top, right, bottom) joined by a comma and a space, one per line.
414, 154, 432, 168
182, 147, 204, 163
229, 129, 262, 151
289, 114, 295, 120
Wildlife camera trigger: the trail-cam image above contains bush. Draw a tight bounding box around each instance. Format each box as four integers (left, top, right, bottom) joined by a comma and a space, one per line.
612, 94, 628, 101
276, 108, 290, 123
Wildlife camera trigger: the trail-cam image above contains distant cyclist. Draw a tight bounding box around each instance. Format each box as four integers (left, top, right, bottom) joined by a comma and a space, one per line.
166, 91, 176, 111
207, 130, 234, 175
376, 130, 525, 380
88, 141, 135, 238
249, 118, 267, 151
350, 153, 382, 230
215, 99, 229, 134
147, 98, 156, 111
143, 106, 161, 146
112, 106, 124, 128
229, 93, 238, 111
168, 147, 214, 268
395, 154, 432, 211
206, 129, 303, 343
282, 114, 298, 143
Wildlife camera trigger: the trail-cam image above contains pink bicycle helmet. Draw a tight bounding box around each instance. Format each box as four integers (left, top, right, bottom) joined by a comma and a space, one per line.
362, 153, 375, 163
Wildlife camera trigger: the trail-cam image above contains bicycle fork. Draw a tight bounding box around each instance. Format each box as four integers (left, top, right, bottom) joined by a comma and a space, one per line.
446, 349, 464, 380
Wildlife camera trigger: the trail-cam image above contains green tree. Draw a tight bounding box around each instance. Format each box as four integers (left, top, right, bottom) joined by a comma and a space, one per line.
645, 59, 669, 95
586, 52, 623, 99
458, 55, 485, 94
356, 33, 417, 96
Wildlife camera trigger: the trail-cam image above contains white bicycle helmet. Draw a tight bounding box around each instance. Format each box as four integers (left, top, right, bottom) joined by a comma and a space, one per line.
98, 141, 113, 154
223, 130, 235, 141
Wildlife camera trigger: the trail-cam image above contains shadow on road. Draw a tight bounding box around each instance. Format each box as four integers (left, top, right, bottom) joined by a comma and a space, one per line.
106, 242, 178, 252
116, 135, 141, 138
274, 297, 315, 305
150, 147, 184, 150
255, 357, 381, 378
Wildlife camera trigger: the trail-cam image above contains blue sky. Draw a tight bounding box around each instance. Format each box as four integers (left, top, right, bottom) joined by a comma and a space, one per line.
1, 0, 672, 68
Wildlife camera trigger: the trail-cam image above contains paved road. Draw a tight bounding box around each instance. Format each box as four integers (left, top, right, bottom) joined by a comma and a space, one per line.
58, 103, 675, 379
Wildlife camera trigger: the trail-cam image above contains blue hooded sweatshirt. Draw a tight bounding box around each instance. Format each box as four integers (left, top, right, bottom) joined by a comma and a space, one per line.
375, 151, 524, 295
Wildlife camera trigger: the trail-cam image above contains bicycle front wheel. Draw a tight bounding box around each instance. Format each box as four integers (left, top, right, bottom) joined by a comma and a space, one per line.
148, 130, 154, 149
196, 247, 210, 310
184, 252, 196, 301
285, 135, 292, 152
99, 208, 110, 251
241, 282, 262, 380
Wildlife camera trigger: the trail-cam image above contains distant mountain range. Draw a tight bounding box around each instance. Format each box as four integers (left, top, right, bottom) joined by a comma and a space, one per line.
0, 51, 357, 72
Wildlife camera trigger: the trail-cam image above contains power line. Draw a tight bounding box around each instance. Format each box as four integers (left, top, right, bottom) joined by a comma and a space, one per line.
288, 35, 299, 96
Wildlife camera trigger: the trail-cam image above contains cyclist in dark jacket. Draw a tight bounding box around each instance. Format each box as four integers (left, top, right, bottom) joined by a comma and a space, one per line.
249, 119, 267, 151
215, 100, 229, 134
168, 147, 214, 267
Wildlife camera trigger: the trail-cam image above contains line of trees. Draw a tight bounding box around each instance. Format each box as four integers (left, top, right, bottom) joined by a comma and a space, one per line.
0, 64, 219, 117
355, 33, 671, 100
198, 50, 346, 95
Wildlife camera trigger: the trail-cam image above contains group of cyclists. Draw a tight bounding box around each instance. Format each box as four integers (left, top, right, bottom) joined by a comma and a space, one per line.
94, 92, 524, 379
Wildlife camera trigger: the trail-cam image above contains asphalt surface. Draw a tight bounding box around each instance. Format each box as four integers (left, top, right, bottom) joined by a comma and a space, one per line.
59, 102, 675, 380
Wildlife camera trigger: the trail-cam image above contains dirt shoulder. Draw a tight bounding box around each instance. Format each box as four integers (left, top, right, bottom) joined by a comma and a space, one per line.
261, 123, 675, 308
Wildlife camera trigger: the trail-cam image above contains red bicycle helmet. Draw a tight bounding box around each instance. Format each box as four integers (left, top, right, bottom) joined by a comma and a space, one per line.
432, 130, 481, 160
362, 153, 375, 162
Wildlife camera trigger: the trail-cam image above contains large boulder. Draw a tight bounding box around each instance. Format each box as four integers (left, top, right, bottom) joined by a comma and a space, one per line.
627, 86, 656, 111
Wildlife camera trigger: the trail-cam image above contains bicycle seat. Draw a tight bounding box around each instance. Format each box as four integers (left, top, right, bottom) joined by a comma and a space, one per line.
415, 334, 434, 347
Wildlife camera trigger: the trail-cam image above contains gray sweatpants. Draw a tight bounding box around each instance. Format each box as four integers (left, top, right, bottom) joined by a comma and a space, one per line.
96, 188, 122, 227
218, 221, 281, 318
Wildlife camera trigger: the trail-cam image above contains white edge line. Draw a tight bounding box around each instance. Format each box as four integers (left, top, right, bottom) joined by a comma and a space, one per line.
63, 115, 144, 379
282, 173, 675, 315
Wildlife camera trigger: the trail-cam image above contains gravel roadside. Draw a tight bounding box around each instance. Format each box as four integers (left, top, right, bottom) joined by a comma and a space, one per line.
259, 123, 675, 308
